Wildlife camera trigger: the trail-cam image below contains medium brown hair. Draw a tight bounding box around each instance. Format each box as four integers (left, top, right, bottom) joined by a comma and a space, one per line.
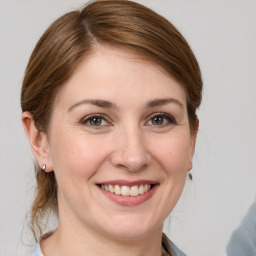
21, 0, 202, 243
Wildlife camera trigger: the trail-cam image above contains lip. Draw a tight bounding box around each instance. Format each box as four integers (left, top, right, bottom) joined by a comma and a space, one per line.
97, 180, 159, 206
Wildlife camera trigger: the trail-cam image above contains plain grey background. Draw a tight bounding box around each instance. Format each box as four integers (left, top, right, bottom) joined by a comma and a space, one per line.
0, 0, 255, 255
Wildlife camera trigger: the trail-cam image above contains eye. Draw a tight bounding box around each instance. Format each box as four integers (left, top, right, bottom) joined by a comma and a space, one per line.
147, 113, 176, 126
81, 114, 110, 127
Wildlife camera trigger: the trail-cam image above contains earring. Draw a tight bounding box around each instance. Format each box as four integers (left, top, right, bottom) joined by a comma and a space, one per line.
188, 171, 193, 181
41, 164, 46, 172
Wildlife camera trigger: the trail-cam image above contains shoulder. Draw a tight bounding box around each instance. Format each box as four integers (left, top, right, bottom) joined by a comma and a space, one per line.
27, 242, 44, 256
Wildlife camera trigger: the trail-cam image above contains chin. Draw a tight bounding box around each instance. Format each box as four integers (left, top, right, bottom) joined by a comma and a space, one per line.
98, 214, 162, 241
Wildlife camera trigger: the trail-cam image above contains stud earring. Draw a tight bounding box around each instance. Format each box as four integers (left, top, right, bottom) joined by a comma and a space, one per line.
188, 171, 193, 181
41, 164, 46, 172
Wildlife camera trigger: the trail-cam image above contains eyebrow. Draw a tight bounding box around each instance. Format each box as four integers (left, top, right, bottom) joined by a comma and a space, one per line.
68, 99, 117, 112
146, 98, 184, 109
68, 97, 184, 112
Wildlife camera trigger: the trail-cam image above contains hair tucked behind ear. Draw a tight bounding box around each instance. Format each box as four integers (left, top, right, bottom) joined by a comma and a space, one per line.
21, 0, 202, 243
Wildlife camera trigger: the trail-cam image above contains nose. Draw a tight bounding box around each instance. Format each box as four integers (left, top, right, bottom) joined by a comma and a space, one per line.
110, 127, 151, 172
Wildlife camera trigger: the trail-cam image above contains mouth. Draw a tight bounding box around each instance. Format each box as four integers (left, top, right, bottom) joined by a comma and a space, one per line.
97, 180, 158, 206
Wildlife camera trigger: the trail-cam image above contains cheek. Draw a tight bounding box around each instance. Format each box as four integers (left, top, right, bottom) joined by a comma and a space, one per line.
48, 131, 112, 213
49, 129, 109, 180
152, 133, 192, 175
147, 133, 192, 220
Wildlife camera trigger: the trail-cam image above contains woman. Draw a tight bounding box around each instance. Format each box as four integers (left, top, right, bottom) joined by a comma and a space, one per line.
21, 0, 202, 255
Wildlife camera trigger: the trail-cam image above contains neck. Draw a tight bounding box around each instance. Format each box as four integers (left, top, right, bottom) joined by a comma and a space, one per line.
41, 219, 163, 256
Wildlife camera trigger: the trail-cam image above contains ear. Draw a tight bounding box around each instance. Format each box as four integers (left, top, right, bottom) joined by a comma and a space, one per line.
188, 120, 199, 171
22, 111, 53, 172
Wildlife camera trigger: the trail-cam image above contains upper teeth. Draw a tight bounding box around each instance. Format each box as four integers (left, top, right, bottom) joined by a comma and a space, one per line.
101, 184, 151, 197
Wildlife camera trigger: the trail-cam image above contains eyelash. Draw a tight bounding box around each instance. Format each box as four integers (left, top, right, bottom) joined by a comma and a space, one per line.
80, 113, 176, 128
146, 113, 177, 126
80, 114, 111, 127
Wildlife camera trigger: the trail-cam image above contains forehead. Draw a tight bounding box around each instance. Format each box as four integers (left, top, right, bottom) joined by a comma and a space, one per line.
53, 45, 186, 108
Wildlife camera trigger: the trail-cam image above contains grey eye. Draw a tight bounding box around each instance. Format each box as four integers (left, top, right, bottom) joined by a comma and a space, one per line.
148, 113, 175, 126
89, 117, 103, 126
151, 116, 165, 125
81, 115, 109, 127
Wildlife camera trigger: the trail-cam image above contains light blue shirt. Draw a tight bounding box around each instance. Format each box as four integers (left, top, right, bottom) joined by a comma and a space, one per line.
27, 243, 43, 256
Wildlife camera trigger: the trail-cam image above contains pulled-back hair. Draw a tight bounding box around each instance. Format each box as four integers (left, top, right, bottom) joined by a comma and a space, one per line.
21, 0, 202, 243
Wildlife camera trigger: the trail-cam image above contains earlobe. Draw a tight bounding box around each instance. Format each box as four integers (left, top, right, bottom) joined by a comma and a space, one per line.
188, 120, 199, 171
21, 111, 53, 172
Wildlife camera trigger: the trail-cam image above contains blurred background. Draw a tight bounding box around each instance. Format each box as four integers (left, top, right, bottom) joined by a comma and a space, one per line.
0, 0, 255, 255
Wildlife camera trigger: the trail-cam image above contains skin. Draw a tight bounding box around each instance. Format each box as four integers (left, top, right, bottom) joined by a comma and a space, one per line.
22, 46, 198, 256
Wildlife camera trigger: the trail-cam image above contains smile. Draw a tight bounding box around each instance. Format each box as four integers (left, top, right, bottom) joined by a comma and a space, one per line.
100, 184, 152, 197
97, 180, 158, 206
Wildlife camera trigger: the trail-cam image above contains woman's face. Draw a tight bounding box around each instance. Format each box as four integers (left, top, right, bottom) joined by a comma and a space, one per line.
45, 46, 197, 240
